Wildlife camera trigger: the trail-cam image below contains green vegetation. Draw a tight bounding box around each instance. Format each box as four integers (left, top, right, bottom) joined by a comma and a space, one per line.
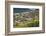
13, 18, 39, 28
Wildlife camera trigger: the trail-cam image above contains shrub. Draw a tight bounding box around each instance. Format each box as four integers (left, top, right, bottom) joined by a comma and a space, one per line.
33, 20, 39, 27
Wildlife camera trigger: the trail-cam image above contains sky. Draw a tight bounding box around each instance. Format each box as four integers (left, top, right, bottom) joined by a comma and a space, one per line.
13, 8, 36, 13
